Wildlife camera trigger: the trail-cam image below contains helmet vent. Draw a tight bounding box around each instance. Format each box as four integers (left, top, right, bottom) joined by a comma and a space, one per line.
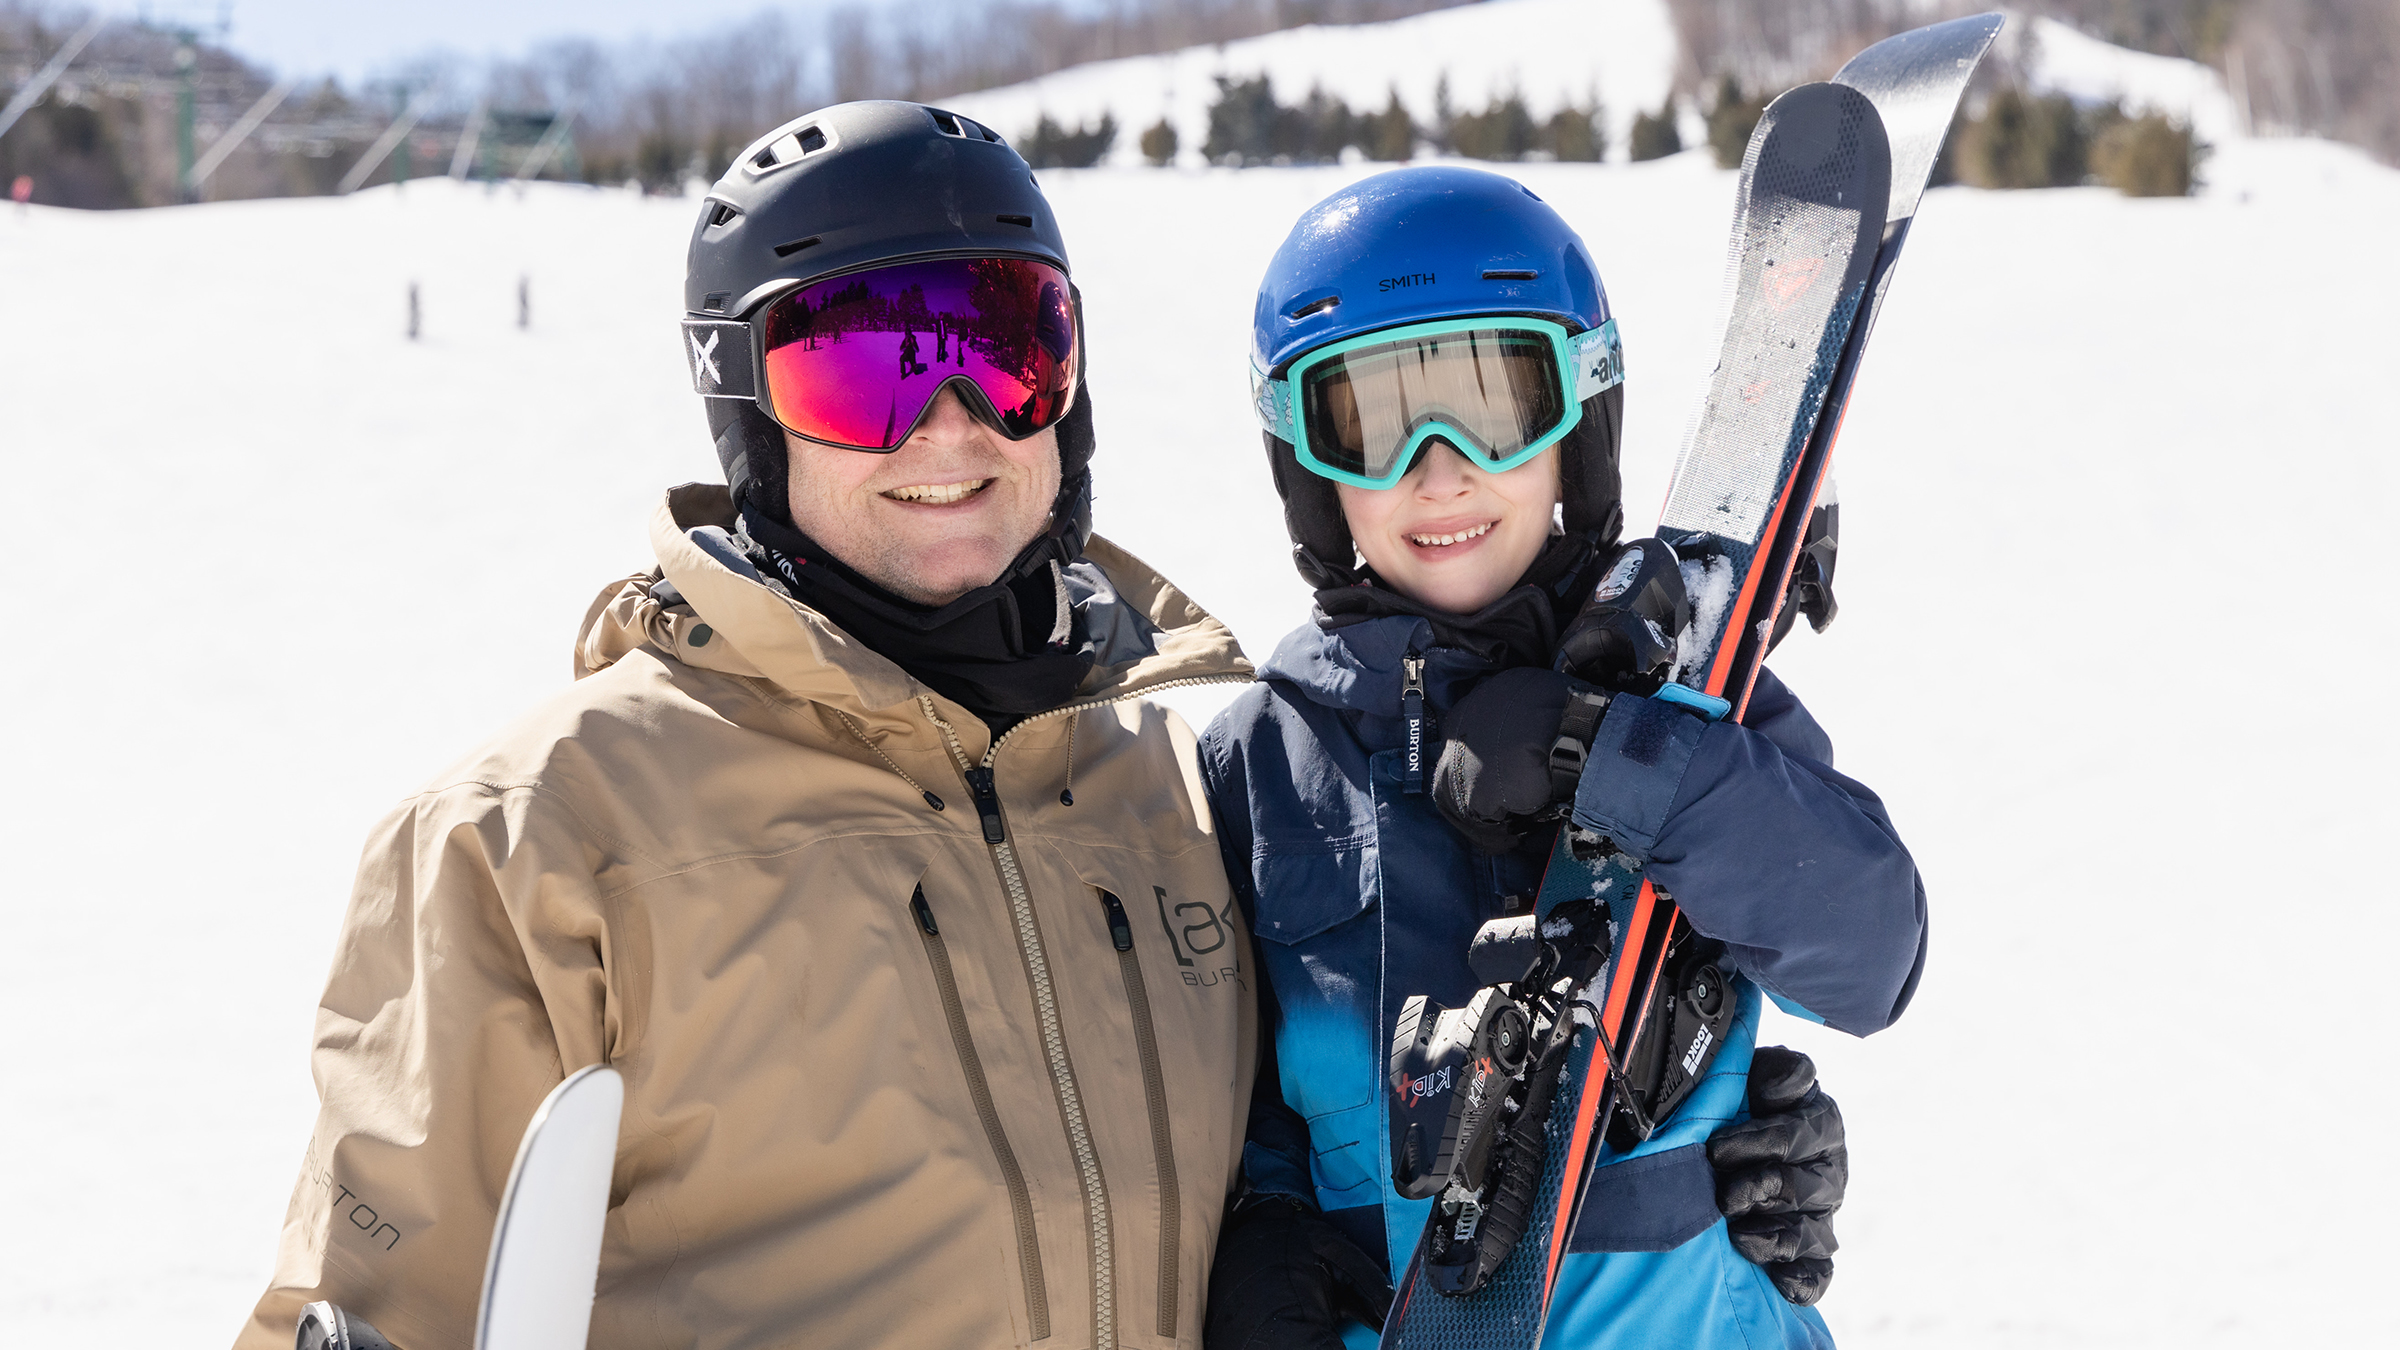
705, 202, 740, 228
748, 125, 829, 175
703, 292, 732, 313
1483, 269, 1539, 280
926, 108, 997, 141
996, 213, 1034, 227
1286, 290, 1341, 319
772, 235, 822, 258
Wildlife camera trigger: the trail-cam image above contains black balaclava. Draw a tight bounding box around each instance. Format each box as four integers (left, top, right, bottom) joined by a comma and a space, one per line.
705, 379, 1100, 725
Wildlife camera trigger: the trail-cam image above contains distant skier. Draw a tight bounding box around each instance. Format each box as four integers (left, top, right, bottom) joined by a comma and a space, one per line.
1201, 169, 1921, 1350
900, 324, 921, 376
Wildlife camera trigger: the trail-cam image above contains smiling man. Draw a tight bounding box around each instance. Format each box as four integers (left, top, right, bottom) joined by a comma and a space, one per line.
238, 102, 1259, 1350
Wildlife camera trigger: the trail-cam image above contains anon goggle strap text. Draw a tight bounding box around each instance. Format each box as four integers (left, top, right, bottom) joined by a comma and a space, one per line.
1572, 319, 1624, 401
682, 318, 759, 401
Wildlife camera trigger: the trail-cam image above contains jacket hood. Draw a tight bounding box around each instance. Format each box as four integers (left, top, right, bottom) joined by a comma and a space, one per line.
578, 483, 1250, 726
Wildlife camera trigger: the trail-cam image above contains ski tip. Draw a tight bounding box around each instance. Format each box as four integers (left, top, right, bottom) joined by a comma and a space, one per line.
1834, 12, 2005, 87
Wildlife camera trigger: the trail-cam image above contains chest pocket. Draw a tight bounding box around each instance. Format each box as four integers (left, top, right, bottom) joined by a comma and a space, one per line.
1250, 841, 1378, 1119
1251, 839, 1376, 946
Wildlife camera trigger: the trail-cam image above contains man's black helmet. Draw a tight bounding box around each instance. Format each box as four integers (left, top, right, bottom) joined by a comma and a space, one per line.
683, 100, 1093, 537
684, 101, 1069, 318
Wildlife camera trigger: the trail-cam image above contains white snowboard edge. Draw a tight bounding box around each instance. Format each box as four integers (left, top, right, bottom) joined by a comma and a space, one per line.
475, 1063, 626, 1350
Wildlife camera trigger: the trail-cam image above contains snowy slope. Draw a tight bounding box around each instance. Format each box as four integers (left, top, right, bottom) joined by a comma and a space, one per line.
2012, 13, 2242, 139
5, 104, 2399, 1350
932, 0, 1678, 166
924, 0, 2247, 169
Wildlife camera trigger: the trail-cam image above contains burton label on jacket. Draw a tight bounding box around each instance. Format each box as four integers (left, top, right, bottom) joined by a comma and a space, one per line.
476, 1064, 625, 1350
1378, 14, 2002, 1349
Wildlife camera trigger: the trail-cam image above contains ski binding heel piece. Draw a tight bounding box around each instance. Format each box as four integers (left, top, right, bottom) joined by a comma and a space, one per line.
296, 1301, 396, 1350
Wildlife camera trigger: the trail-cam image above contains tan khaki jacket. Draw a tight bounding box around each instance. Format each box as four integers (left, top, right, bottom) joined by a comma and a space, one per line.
239, 485, 1258, 1350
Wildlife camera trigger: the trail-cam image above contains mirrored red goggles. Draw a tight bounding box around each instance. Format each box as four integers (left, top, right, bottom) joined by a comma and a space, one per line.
1252, 317, 1623, 490
682, 256, 1079, 452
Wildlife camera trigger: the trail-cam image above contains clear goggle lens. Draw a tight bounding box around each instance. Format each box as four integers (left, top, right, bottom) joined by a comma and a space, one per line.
1258, 318, 1621, 489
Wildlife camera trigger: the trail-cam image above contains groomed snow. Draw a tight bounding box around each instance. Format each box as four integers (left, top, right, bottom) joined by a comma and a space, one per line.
4, 99, 2396, 1350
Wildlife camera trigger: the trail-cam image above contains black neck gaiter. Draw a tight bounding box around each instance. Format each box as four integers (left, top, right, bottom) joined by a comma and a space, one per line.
1313, 531, 1607, 671
735, 500, 1095, 726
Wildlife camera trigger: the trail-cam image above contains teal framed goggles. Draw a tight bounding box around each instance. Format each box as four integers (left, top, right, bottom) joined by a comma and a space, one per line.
1251, 316, 1622, 490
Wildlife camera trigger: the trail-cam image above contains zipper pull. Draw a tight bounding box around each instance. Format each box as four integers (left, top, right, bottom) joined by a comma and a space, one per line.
962, 766, 1007, 844
1401, 654, 1428, 795
910, 886, 939, 935
1097, 890, 1135, 952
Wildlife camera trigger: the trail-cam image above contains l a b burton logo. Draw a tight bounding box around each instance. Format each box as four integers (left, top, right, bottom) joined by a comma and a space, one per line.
1154, 886, 1245, 989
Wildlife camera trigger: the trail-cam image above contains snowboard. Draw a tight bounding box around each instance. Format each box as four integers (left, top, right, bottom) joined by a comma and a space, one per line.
297, 1064, 625, 1350
476, 1063, 626, 1350
1379, 14, 2002, 1349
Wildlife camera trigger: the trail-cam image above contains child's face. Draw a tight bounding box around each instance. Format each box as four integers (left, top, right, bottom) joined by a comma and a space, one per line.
1335, 443, 1561, 617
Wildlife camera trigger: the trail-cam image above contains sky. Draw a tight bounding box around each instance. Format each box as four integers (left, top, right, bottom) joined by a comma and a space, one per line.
93, 0, 843, 82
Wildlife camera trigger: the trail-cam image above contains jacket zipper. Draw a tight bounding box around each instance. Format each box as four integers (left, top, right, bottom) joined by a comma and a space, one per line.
909, 886, 1050, 1340
931, 700, 1112, 1350
1401, 653, 1428, 794
919, 676, 1244, 1350
1099, 888, 1183, 1338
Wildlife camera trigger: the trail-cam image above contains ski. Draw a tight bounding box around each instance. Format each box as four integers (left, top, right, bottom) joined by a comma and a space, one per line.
1379, 15, 2000, 1349
476, 1064, 625, 1350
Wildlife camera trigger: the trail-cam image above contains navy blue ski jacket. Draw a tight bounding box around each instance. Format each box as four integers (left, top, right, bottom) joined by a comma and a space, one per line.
1199, 612, 1925, 1349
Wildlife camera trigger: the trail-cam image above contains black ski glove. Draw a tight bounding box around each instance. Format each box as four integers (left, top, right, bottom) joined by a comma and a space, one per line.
1429, 666, 1596, 855
1205, 1195, 1394, 1350
1557, 536, 1689, 691
1434, 538, 1701, 855
1708, 1045, 1848, 1306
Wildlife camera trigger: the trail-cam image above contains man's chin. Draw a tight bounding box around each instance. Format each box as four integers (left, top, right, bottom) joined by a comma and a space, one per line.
871, 546, 1021, 608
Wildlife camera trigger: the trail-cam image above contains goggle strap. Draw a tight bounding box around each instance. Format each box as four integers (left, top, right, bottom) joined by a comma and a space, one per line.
682, 318, 760, 401
1251, 359, 1296, 440
1573, 319, 1624, 401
